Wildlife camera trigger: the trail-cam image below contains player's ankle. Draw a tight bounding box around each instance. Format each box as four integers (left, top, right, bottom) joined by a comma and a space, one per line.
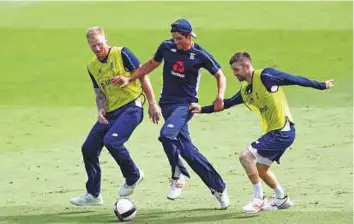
274, 184, 285, 198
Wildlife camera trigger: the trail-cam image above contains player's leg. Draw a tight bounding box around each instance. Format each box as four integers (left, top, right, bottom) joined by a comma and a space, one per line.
254, 124, 295, 210
256, 124, 296, 210
158, 104, 191, 199
103, 104, 144, 197
178, 124, 229, 209
239, 148, 267, 213
256, 163, 292, 210
159, 105, 190, 177
70, 122, 108, 206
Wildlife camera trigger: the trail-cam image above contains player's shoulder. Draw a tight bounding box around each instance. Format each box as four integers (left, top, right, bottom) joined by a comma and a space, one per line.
261, 67, 281, 79
191, 43, 208, 54
191, 43, 214, 59
110, 46, 124, 55
87, 55, 98, 67
261, 67, 282, 75
159, 39, 176, 48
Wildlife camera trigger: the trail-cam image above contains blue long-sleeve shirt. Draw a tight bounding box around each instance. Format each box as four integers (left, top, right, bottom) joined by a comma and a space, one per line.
201, 67, 327, 113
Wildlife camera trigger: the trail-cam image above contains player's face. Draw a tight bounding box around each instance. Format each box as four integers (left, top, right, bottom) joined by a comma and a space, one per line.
172, 32, 191, 49
231, 62, 248, 82
88, 34, 109, 59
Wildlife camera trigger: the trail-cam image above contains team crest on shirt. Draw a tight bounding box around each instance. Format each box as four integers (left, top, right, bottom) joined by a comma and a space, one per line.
190, 53, 195, 60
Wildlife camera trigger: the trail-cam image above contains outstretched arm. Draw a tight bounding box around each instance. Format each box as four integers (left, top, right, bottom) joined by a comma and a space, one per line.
261, 67, 334, 91
112, 43, 165, 87
112, 59, 161, 87
130, 59, 161, 82
190, 91, 243, 114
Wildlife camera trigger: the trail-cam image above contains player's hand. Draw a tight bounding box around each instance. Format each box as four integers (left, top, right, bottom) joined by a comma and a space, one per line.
189, 103, 202, 113
325, 79, 334, 89
213, 97, 224, 112
111, 76, 130, 88
148, 103, 161, 124
98, 108, 109, 124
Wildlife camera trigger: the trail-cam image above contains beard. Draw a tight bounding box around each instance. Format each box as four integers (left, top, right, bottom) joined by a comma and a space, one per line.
236, 75, 244, 82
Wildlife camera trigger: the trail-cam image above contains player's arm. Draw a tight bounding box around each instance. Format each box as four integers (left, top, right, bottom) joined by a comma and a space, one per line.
190, 91, 243, 114
130, 59, 161, 82
115, 47, 161, 123
261, 67, 334, 91
202, 51, 227, 111
88, 70, 109, 124
213, 69, 227, 112
112, 43, 164, 87
139, 75, 161, 124
94, 88, 106, 110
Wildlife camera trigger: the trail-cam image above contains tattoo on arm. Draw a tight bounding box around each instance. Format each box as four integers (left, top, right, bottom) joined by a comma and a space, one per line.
94, 88, 106, 110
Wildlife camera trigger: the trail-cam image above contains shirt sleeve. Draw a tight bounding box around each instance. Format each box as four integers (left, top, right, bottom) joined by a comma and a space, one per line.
201, 91, 243, 113
121, 47, 141, 72
261, 67, 327, 92
87, 69, 99, 88
201, 50, 221, 75
153, 42, 165, 63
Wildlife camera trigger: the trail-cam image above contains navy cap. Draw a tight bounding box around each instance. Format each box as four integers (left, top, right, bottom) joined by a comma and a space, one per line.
170, 18, 197, 38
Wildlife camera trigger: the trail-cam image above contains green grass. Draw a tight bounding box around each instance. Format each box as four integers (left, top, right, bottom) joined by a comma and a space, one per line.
0, 1, 352, 224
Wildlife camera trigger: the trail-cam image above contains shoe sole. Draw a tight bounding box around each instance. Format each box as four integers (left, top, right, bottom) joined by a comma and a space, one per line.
70, 201, 103, 206
242, 208, 262, 214
263, 198, 293, 211
217, 205, 229, 210
241, 201, 265, 214
279, 200, 293, 209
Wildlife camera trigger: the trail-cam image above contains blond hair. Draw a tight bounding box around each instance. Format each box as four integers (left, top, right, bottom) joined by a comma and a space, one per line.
86, 26, 106, 40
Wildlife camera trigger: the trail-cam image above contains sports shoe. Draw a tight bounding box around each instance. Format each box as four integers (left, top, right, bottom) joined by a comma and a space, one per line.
263, 195, 293, 211
70, 193, 103, 206
119, 169, 145, 197
167, 174, 186, 200
241, 197, 268, 213
213, 188, 230, 210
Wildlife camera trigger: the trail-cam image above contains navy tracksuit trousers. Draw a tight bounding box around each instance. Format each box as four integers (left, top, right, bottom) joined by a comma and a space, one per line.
158, 103, 226, 193
81, 101, 143, 197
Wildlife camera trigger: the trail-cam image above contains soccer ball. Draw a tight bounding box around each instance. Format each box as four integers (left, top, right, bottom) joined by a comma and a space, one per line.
113, 198, 137, 222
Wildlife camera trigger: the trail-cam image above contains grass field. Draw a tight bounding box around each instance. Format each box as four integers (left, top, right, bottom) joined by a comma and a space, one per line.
0, 1, 352, 224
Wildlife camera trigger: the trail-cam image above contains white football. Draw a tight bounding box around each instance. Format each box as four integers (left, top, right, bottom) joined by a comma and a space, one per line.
113, 198, 137, 222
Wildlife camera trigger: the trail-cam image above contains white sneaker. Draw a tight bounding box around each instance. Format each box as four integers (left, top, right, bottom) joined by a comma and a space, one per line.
263, 195, 293, 211
213, 188, 230, 210
119, 170, 145, 197
167, 174, 186, 200
241, 197, 268, 213
70, 193, 103, 206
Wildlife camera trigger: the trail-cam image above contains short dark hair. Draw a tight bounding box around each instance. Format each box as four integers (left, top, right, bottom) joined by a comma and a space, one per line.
229, 52, 252, 65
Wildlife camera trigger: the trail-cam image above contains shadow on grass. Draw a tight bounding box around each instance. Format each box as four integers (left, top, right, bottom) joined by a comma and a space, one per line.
0, 207, 257, 224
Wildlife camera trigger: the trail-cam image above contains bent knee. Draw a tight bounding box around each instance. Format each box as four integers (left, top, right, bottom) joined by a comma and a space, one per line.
159, 128, 177, 141
103, 135, 125, 149
239, 150, 255, 163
